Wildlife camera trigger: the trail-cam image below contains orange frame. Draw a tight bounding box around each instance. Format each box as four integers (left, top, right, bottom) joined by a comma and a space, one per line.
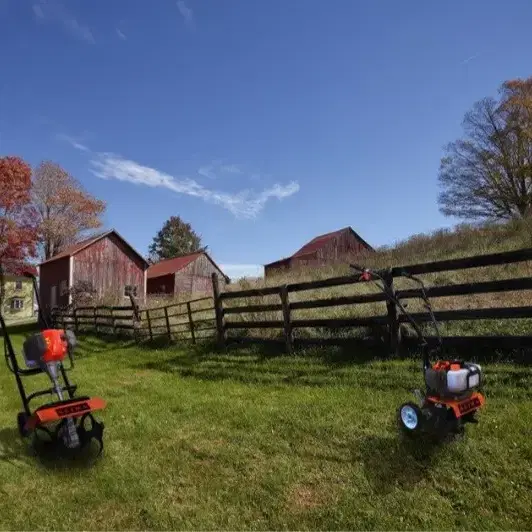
426, 391, 485, 419
25, 397, 107, 431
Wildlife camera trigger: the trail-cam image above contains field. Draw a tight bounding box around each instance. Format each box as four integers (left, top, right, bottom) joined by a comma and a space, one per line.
1, 329, 531, 530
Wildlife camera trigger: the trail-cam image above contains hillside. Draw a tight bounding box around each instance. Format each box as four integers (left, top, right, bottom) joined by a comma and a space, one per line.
223, 218, 532, 341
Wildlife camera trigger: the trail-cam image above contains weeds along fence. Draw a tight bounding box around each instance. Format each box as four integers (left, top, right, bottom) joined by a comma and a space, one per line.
51, 296, 217, 344
212, 247, 532, 354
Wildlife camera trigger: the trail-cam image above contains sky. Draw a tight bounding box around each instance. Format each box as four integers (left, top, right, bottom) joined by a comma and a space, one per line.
1, 0, 532, 280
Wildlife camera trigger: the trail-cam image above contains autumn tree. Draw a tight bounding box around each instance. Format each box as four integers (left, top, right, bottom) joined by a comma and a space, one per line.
438, 77, 532, 221
148, 216, 204, 263
32, 161, 106, 260
0, 156, 40, 309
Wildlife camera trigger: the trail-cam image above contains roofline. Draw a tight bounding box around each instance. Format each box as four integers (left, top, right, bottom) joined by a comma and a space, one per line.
40, 229, 150, 268
147, 250, 230, 283
264, 226, 374, 267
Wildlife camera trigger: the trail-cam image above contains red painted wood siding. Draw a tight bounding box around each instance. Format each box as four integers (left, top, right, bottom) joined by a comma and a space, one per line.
39, 257, 70, 311
174, 254, 227, 297
147, 273, 175, 295
73, 233, 146, 301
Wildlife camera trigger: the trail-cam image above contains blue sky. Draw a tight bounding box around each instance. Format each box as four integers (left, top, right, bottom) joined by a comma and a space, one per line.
1, 0, 532, 279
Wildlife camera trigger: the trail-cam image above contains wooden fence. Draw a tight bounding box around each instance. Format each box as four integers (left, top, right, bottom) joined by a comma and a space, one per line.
211, 247, 532, 353
51, 296, 216, 344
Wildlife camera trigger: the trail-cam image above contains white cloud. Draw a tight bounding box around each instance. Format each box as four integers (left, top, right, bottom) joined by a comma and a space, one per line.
176, 0, 194, 28
198, 164, 216, 179
220, 264, 264, 279
89, 152, 299, 219
56, 133, 90, 152
116, 28, 127, 40
32, 0, 95, 44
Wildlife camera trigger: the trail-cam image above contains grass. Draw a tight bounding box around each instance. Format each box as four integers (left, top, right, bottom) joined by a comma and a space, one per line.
1, 329, 532, 530
220, 218, 532, 340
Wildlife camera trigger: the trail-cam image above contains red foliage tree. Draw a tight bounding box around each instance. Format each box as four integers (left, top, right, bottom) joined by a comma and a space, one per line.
0, 156, 40, 310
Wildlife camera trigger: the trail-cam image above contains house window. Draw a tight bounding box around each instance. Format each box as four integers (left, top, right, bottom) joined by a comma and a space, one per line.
15, 280, 23, 290
124, 285, 138, 297
60, 280, 69, 296
10, 298, 24, 310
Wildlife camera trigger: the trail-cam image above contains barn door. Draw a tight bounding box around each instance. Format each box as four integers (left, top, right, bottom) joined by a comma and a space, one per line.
50, 286, 57, 308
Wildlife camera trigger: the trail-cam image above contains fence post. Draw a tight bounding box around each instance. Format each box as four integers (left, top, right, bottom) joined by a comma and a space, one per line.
280, 285, 293, 354
211, 273, 226, 349
146, 309, 153, 341
93, 307, 97, 332
73, 307, 79, 333
110, 307, 116, 335
187, 301, 196, 344
384, 271, 400, 355
164, 306, 172, 341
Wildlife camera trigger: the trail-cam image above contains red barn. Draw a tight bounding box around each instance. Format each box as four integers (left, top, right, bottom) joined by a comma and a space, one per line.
264, 226, 374, 278
147, 251, 229, 298
38, 230, 149, 311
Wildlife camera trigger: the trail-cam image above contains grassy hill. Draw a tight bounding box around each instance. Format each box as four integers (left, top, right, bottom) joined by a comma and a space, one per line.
222, 218, 532, 341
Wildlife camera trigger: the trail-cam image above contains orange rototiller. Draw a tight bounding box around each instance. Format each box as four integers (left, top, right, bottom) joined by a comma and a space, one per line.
350, 264, 485, 441
1, 272, 106, 458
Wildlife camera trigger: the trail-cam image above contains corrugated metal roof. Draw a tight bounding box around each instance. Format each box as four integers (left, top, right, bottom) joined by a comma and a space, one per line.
264, 226, 374, 268
291, 227, 350, 258
39, 229, 149, 267
40, 231, 111, 264
147, 252, 202, 279
147, 251, 230, 281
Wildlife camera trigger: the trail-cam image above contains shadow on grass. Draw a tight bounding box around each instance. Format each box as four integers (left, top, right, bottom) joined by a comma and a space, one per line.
0, 320, 38, 338
358, 433, 449, 494
129, 341, 419, 390
0, 426, 102, 471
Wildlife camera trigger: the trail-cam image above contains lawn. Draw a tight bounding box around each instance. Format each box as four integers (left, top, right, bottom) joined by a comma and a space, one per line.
0, 330, 531, 530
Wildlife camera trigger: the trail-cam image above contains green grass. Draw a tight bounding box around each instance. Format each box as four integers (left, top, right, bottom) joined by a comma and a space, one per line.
1, 331, 532, 530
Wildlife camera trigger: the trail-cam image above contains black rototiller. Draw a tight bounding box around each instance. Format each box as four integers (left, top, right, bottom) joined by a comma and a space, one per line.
1, 272, 106, 458
350, 264, 485, 442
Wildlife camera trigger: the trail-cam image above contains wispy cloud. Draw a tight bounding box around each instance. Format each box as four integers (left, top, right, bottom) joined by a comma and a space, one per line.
116, 28, 127, 40
197, 161, 245, 180
176, 0, 194, 29
56, 133, 90, 152
59, 136, 299, 217
32, 0, 95, 44
90, 152, 299, 218
461, 53, 480, 65
220, 264, 264, 279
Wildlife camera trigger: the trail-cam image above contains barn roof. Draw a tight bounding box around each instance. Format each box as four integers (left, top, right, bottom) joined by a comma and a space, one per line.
40, 229, 149, 268
264, 226, 373, 267
147, 251, 229, 282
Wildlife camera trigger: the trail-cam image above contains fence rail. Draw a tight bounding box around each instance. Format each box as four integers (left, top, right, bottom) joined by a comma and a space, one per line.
51, 295, 216, 344
211, 247, 532, 354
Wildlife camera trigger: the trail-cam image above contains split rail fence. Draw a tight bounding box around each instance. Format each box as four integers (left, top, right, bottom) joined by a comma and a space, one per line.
51, 296, 216, 344
211, 247, 532, 354
51, 247, 532, 354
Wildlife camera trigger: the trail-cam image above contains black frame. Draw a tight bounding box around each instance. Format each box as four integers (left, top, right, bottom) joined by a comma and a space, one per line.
1, 273, 78, 417
350, 264, 443, 370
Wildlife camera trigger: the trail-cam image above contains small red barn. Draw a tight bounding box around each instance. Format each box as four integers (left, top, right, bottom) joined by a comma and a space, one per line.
38, 230, 149, 311
147, 251, 229, 297
264, 226, 374, 278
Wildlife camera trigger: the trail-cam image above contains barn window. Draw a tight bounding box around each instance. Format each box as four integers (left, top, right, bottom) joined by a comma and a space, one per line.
11, 298, 24, 310
124, 285, 138, 297
15, 280, 23, 290
60, 280, 69, 296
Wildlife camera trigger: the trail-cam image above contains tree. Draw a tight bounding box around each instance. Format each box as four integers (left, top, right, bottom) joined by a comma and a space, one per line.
32, 161, 106, 260
438, 77, 532, 221
0, 156, 39, 309
148, 216, 204, 263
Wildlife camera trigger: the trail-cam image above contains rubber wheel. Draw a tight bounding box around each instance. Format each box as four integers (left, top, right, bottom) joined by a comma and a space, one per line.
17, 412, 30, 438
397, 402, 423, 438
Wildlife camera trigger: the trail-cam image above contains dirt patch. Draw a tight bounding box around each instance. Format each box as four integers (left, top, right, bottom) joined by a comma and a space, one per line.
286, 483, 326, 512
